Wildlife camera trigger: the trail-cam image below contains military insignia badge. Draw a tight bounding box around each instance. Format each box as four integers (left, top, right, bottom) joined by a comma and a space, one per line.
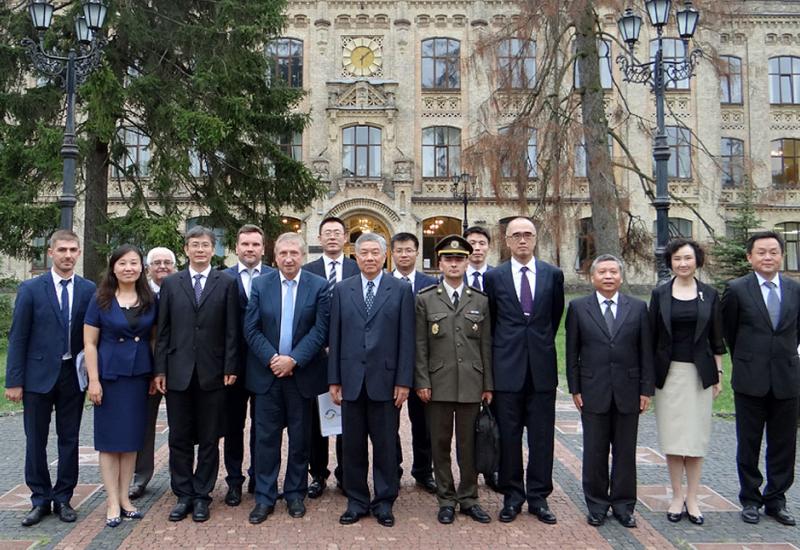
472, 323, 478, 332
451, 239, 459, 248
432, 323, 440, 335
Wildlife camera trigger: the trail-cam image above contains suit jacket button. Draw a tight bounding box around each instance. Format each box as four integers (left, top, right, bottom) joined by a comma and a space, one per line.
134, 336, 140, 342
118, 337, 124, 342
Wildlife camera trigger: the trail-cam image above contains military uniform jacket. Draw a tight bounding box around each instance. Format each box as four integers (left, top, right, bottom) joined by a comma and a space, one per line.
415, 283, 493, 402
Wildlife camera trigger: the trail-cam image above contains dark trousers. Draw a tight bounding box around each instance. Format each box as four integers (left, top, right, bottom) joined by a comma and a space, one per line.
341, 386, 400, 515
132, 391, 162, 490
398, 391, 433, 481
494, 383, 556, 509
23, 360, 84, 507
165, 372, 225, 503
734, 391, 799, 510
427, 401, 480, 508
309, 398, 343, 483
253, 377, 311, 506
581, 400, 639, 516
223, 381, 256, 487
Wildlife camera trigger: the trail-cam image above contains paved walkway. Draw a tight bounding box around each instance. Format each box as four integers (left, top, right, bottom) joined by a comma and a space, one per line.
0, 389, 798, 549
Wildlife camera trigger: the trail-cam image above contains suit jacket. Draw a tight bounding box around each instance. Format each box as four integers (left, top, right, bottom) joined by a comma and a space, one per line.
155, 269, 240, 392
6, 273, 96, 393
395, 270, 437, 295
721, 272, 800, 399
462, 265, 494, 288
328, 272, 415, 401
415, 284, 493, 402
484, 259, 565, 393
244, 269, 330, 399
566, 293, 655, 414
304, 256, 359, 282
649, 278, 726, 389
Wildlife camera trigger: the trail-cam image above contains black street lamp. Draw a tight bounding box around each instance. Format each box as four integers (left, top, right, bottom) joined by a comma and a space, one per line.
452, 172, 477, 235
22, 0, 109, 231
617, 0, 702, 284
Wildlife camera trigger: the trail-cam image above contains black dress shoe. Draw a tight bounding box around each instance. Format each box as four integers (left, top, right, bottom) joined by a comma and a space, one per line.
247, 478, 255, 494
461, 504, 491, 523
21, 505, 50, 527
766, 507, 796, 526
168, 501, 192, 522
129, 485, 145, 500
741, 505, 760, 524
53, 502, 77, 523
498, 505, 520, 523
529, 506, 557, 525
308, 477, 326, 499
375, 510, 395, 527
248, 503, 274, 524
287, 499, 306, 518
225, 485, 242, 506
192, 500, 210, 522
415, 476, 437, 494
339, 509, 366, 525
438, 506, 455, 524
666, 510, 684, 523
587, 512, 605, 526
613, 512, 637, 528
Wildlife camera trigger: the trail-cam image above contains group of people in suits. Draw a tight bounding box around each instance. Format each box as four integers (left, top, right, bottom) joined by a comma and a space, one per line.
5, 219, 799, 531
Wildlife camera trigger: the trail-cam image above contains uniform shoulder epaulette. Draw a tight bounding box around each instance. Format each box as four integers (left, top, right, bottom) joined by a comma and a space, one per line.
418, 284, 438, 294
465, 287, 487, 296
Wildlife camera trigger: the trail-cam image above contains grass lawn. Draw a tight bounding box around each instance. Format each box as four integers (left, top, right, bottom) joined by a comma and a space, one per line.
0, 349, 23, 413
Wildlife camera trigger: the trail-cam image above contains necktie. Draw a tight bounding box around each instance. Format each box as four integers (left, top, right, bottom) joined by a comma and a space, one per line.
402, 276, 411, 284
60, 279, 70, 355
243, 268, 254, 299
328, 261, 337, 296
519, 266, 533, 316
365, 280, 375, 315
471, 271, 482, 292
279, 279, 296, 355
603, 299, 615, 334
193, 273, 203, 305
452, 290, 459, 309
765, 281, 781, 330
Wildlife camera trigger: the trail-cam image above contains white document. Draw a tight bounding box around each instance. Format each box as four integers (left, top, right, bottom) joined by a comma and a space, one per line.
75, 351, 88, 392
317, 392, 342, 437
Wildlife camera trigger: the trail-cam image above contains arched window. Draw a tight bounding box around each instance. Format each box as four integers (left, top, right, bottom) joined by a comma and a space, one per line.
421, 38, 460, 90
421, 216, 462, 269
720, 55, 743, 104
266, 38, 304, 88
280, 216, 302, 233
498, 38, 536, 89
186, 217, 226, 257
422, 126, 461, 178
650, 38, 689, 90
769, 56, 800, 105
342, 125, 381, 177
771, 138, 800, 187
775, 222, 800, 271
721, 137, 745, 187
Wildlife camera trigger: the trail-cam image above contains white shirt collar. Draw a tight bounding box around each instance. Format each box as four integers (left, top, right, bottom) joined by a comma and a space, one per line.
442, 280, 465, 299
467, 264, 487, 276
238, 261, 261, 274
189, 265, 212, 279
51, 268, 73, 285
393, 269, 415, 283
755, 272, 780, 289
361, 270, 383, 289
280, 269, 302, 284
596, 291, 620, 306
510, 256, 536, 274
323, 254, 345, 268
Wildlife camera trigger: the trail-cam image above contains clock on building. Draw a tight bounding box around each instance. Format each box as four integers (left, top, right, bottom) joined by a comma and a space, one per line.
342, 36, 383, 77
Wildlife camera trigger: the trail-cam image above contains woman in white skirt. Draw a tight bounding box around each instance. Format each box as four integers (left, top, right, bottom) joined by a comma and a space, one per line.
649, 238, 725, 525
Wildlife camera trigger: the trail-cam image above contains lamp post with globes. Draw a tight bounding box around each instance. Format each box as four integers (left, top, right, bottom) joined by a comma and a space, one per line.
452, 172, 477, 234
21, 0, 109, 231
616, 0, 701, 284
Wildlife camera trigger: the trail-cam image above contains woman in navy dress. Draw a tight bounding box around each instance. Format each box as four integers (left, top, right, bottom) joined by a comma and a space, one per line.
83, 244, 156, 527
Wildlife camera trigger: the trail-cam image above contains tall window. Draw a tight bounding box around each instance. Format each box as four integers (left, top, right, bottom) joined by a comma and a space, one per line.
342, 125, 381, 177
769, 56, 800, 105
575, 134, 614, 178
653, 217, 693, 238
720, 137, 745, 187
30, 236, 52, 272
266, 38, 303, 88
775, 222, 800, 271
498, 38, 536, 89
421, 38, 460, 90
574, 40, 612, 90
650, 38, 689, 90
279, 132, 302, 161
499, 126, 537, 178
771, 138, 800, 187
664, 126, 691, 179
112, 127, 150, 177
422, 126, 461, 178
720, 55, 743, 104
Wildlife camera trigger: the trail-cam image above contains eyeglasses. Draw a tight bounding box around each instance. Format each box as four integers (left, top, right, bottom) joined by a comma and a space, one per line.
321, 230, 344, 237
506, 232, 536, 242
187, 242, 213, 250
150, 260, 174, 267
393, 247, 417, 255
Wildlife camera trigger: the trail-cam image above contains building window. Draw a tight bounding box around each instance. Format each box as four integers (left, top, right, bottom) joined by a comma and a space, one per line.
30, 236, 52, 272
499, 126, 537, 179
498, 38, 536, 89
342, 125, 381, 178
422, 126, 461, 178
574, 40, 612, 90
266, 38, 303, 88
575, 134, 614, 178
650, 38, 689, 90
720, 55, 743, 104
771, 138, 800, 187
662, 126, 691, 179
279, 132, 302, 161
186, 217, 226, 257
422, 216, 462, 270
575, 217, 595, 272
769, 56, 800, 105
421, 38, 460, 90
280, 216, 302, 233
653, 217, 693, 238
775, 222, 800, 271
112, 127, 150, 177
720, 137, 745, 187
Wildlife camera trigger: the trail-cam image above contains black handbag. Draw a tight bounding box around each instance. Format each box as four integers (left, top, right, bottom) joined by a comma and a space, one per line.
474, 399, 500, 476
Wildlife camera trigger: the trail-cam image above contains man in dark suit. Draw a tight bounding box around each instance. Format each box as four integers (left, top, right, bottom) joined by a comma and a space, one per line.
464, 226, 493, 292
329, 233, 415, 527
566, 254, 654, 528
303, 216, 359, 498
5, 230, 96, 527
244, 232, 329, 523
390, 231, 437, 493
483, 217, 564, 524
154, 226, 239, 523
221, 225, 273, 506
130, 246, 176, 499
722, 230, 800, 526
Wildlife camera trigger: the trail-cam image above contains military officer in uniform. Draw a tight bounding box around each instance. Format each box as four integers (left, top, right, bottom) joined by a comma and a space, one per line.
415, 235, 493, 525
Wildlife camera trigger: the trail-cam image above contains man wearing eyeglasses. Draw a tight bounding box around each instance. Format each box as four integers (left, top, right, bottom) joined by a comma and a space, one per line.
129, 247, 177, 500
484, 217, 565, 524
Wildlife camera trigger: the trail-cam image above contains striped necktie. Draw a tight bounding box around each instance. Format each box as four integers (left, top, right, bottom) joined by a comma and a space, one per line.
327, 261, 337, 296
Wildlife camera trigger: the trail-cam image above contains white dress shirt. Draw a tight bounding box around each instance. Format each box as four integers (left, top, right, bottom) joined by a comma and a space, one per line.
466, 264, 488, 288
323, 254, 346, 283
188, 265, 212, 291
510, 257, 537, 303
442, 280, 465, 305
51, 268, 74, 360
595, 291, 620, 317
361, 271, 384, 300
392, 269, 416, 288
279, 269, 301, 305
238, 261, 262, 298
755, 272, 782, 304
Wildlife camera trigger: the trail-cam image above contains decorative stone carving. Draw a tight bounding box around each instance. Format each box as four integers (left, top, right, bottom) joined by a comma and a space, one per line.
771, 108, 800, 130
421, 93, 461, 118
720, 109, 745, 130
312, 159, 330, 181
393, 159, 413, 181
